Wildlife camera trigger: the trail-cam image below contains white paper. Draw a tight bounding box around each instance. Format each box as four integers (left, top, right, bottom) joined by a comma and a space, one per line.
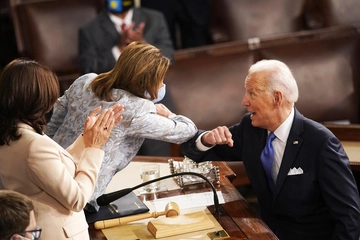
146, 191, 225, 212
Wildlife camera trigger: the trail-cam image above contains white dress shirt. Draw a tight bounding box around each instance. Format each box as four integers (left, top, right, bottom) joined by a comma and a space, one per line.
108, 9, 133, 60
271, 107, 294, 183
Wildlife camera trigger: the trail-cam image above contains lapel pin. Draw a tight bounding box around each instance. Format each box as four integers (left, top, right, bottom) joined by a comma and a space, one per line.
293, 141, 298, 144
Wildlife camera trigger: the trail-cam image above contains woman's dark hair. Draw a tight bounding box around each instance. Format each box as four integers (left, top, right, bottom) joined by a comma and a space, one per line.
0, 58, 59, 145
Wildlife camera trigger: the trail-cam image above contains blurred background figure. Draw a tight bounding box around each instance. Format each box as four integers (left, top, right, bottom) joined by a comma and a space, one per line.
79, 0, 174, 74
0, 190, 41, 240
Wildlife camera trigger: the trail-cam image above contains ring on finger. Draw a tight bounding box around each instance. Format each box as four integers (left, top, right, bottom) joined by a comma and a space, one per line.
103, 126, 108, 130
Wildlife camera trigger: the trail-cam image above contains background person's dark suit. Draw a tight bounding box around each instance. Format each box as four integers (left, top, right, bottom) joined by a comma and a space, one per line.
79, 7, 175, 156
79, 8, 174, 74
182, 108, 360, 240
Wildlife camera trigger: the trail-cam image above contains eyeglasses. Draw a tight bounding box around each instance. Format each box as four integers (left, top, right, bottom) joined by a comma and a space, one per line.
21, 226, 42, 240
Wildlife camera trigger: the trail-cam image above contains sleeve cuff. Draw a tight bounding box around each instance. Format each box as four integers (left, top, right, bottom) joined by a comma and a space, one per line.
195, 131, 215, 151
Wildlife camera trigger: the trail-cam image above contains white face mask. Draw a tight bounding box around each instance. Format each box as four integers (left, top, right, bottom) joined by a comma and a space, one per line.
145, 84, 166, 103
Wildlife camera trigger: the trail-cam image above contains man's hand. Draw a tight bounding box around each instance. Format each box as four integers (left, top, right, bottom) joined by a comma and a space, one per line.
118, 22, 145, 51
202, 126, 234, 147
124, 22, 145, 45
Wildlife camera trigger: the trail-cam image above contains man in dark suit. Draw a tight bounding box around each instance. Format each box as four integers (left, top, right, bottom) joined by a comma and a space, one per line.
79, 0, 174, 74
79, 0, 175, 156
181, 59, 360, 239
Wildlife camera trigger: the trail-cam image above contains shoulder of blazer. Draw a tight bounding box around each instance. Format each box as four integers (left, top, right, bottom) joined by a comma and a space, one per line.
80, 9, 108, 30
132, 7, 163, 23
18, 127, 74, 161
291, 107, 335, 140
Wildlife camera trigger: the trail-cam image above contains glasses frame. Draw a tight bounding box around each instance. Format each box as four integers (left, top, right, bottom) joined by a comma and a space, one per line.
21, 226, 42, 240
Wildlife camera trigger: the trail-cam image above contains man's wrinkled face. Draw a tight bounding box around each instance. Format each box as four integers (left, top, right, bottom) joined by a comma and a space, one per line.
242, 72, 276, 130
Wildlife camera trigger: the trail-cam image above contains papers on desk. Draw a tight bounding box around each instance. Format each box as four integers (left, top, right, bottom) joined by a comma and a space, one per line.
146, 191, 225, 212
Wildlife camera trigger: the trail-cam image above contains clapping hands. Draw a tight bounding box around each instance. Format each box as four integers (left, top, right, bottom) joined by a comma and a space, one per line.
82, 104, 124, 148
118, 22, 145, 51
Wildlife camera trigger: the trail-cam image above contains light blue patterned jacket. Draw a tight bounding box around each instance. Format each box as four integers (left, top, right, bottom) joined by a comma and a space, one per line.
46, 73, 197, 209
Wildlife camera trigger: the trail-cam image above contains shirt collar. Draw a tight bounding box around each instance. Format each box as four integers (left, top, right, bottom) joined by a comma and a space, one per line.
108, 9, 134, 33
273, 107, 294, 143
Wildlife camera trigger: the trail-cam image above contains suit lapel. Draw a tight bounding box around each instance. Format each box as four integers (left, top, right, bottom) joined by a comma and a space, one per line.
132, 8, 144, 27
272, 108, 304, 201
99, 10, 120, 42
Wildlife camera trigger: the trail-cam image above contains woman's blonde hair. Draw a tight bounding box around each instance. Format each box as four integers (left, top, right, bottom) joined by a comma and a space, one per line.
90, 41, 170, 101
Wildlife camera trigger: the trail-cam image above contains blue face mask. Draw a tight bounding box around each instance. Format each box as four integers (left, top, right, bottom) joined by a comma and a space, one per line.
145, 84, 166, 103
106, 0, 134, 14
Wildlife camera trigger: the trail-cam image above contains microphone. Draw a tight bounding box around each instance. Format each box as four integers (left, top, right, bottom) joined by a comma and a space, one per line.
96, 172, 221, 215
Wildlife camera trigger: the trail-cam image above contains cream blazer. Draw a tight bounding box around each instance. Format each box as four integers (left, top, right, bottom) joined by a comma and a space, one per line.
0, 123, 104, 239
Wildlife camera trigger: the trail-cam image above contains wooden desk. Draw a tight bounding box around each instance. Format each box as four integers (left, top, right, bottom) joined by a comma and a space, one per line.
341, 141, 360, 172
89, 156, 278, 240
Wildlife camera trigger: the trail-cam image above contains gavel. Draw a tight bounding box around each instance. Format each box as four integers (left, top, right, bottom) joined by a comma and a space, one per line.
94, 202, 180, 229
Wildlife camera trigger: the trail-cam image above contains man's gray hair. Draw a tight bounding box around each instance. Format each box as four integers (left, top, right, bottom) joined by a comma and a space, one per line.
249, 59, 299, 103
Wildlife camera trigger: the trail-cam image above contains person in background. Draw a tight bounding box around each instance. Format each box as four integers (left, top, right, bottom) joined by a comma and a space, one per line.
141, 0, 213, 49
181, 59, 360, 240
79, 0, 175, 156
0, 58, 124, 240
0, 190, 40, 240
47, 41, 197, 212
79, 0, 174, 74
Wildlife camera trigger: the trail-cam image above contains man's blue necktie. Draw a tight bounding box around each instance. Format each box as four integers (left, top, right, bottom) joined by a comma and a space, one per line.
260, 132, 276, 192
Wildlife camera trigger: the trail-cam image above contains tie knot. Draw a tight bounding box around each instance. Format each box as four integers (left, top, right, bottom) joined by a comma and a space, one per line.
268, 132, 276, 142
121, 23, 127, 31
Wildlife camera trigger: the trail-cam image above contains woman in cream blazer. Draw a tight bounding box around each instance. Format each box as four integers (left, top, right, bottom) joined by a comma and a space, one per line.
0, 59, 124, 239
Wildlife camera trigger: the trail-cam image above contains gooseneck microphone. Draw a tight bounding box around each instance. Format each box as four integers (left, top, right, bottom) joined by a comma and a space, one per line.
96, 172, 221, 215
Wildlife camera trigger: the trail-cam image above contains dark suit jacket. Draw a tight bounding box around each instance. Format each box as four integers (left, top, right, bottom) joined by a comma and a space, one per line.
181, 108, 360, 240
79, 8, 174, 75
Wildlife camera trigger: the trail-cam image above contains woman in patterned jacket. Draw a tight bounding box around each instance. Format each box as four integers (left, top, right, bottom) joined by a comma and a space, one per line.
47, 41, 197, 212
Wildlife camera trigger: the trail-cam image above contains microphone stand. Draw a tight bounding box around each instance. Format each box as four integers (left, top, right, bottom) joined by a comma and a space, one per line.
97, 172, 222, 216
